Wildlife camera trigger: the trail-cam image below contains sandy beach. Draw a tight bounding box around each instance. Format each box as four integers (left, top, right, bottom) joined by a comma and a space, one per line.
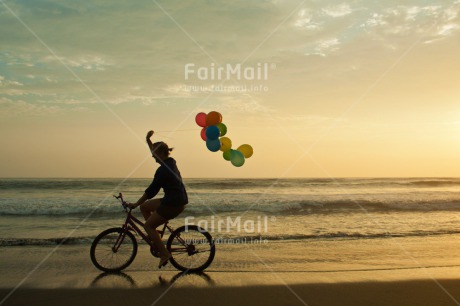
2, 236, 460, 306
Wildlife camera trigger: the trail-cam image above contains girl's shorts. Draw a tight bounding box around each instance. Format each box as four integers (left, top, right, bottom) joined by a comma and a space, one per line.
156, 204, 185, 220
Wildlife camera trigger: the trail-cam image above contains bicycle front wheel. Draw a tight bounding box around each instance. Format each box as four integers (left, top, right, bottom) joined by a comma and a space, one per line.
167, 225, 215, 272
90, 227, 138, 272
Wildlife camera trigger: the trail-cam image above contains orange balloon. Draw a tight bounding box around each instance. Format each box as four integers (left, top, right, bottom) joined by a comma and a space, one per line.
206, 111, 222, 126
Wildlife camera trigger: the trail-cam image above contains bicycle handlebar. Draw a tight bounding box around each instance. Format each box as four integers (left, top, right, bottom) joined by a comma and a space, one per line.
113, 192, 130, 212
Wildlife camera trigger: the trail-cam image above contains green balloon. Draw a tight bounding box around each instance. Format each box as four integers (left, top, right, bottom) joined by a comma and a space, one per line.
217, 123, 227, 137
230, 149, 245, 167
223, 150, 231, 161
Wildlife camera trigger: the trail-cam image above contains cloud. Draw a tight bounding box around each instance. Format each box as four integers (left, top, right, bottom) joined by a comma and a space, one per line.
438, 23, 459, 36
0, 97, 63, 116
294, 9, 320, 30
1, 0, 459, 118
2, 51, 111, 71
361, 4, 460, 41
322, 4, 352, 18
41, 55, 111, 71
0, 75, 24, 86
1, 0, 292, 111
305, 38, 340, 57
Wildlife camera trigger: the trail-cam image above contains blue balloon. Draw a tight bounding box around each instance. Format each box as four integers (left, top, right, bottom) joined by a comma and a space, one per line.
230, 149, 245, 167
205, 125, 220, 140
206, 138, 221, 152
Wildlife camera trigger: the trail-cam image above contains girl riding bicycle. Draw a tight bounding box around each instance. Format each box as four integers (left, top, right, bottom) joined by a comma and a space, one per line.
127, 130, 188, 268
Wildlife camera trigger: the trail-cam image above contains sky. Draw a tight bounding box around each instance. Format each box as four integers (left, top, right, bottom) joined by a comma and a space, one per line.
1, 0, 460, 178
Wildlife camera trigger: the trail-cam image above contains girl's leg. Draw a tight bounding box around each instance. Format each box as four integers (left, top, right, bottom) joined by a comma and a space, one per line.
139, 198, 162, 220
144, 212, 170, 260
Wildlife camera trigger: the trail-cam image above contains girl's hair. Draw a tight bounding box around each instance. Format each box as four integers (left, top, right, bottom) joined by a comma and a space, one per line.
152, 141, 173, 157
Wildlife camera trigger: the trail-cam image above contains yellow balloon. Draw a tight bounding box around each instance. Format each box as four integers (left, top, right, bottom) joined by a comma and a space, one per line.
220, 137, 232, 152
237, 144, 253, 158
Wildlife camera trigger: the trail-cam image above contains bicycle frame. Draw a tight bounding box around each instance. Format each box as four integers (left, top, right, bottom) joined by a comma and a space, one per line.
122, 209, 171, 244
112, 193, 185, 253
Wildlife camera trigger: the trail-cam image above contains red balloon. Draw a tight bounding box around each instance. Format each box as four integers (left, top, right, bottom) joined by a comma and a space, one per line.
206, 111, 222, 126
195, 112, 207, 127
200, 127, 207, 141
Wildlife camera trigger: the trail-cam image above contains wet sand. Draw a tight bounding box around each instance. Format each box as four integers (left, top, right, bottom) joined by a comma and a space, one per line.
2, 278, 460, 306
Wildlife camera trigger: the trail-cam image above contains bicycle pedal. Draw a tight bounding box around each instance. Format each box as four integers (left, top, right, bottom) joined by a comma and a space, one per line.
150, 248, 160, 258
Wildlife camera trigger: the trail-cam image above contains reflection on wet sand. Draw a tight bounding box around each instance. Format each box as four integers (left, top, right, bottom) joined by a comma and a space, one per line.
90, 271, 215, 288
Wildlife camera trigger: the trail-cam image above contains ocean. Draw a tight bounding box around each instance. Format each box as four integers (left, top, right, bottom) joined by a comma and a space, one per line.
1, 177, 460, 247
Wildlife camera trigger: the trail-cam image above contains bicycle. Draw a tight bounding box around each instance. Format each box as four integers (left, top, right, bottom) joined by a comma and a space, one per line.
90, 193, 215, 273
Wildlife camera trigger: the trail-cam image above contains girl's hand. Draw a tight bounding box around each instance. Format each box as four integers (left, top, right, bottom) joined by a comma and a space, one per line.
146, 130, 154, 139
126, 202, 138, 209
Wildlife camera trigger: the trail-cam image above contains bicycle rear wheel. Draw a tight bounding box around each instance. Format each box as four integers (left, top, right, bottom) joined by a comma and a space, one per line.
167, 225, 215, 272
90, 227, 138, 272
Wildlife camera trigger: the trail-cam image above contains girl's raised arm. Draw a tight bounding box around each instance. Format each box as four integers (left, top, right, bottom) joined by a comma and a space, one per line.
146, 130, 154, 154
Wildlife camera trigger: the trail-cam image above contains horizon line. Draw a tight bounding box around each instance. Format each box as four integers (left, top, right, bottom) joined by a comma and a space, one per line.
0, 176, 459, 179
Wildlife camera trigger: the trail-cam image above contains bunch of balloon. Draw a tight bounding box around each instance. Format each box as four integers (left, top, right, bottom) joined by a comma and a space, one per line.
195, 111, 253, 167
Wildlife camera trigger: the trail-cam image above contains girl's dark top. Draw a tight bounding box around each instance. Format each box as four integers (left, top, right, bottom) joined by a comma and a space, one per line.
145, 157, 188, 207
